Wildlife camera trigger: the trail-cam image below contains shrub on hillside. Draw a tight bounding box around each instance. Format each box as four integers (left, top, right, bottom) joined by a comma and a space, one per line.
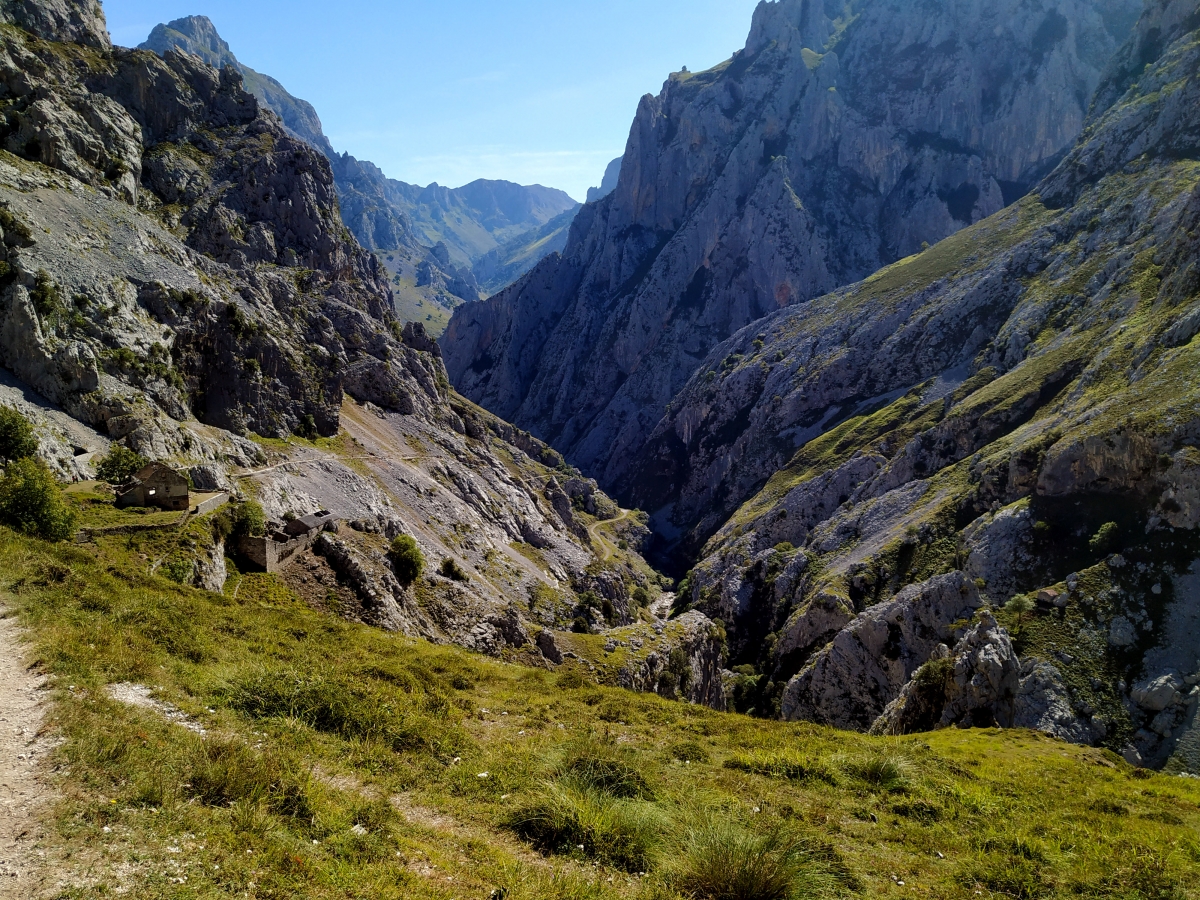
836, 754, 910, 793
387, 534, 424, 586
1090, 521, 1121, 555
669, 740, 711, 764
95, 445, 147, 485
0, 405, 37, 463
224, 666, 463, 754
559, 733, 656, 800
439, 556, 469, 582
212, 501, 267, 543
723, 750, 834, 784
234, 501, 267, 539
184, 738, 314, 820
0, 457, 76, 541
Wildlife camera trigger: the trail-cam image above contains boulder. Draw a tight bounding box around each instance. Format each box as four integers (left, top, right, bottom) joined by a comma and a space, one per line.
615, 611, 728, 711
192, 538, 227, 594
536, 629, 563, 665
1109, 616, 1137, 647
919, 610, 1021, 729
1012, 660, 1093, 743
189, 464, 233, 493
1132, 673, 1185, 713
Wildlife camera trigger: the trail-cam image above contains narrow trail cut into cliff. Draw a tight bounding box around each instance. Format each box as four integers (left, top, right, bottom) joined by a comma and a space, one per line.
0, 606, 54, 898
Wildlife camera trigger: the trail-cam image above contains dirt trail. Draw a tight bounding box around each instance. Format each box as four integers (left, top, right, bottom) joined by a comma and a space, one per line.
0, 607, 53, 899
588, 509, 632, 562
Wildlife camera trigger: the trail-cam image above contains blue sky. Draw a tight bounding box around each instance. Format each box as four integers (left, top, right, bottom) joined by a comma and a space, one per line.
101, 0, 763, 200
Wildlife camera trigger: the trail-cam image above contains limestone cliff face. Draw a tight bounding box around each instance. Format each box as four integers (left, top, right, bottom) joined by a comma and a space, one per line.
443, 0, 1139, 498
138, 15, 576, 283
0, 15, 406, 448
0, 0, 109, 49
642, 0, 1200, 558
655, 0, 1200, 767
140, 15, 336, 157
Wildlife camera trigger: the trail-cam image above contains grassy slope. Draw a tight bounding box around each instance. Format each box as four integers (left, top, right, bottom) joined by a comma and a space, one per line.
3, 525, 1199, 899
375, 249, 462, 338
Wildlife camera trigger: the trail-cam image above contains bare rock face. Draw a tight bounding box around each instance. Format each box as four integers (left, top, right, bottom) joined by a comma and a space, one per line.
0, 0, 109, 49
963, 503, 1037, 605
633, 0, 1200, 577
314, 534, 427, 636
613, 611, 728, 710
872, 612, 1022, 733
872, 618, 1099, 740
780, 572, 983, 728
0, 20, 401, 445
1041, 0, 1200, 208
192, 537, 228, 593
444, 0, 1139, 504
934, 613, 1023, 728
1013, 659, 1095, 743
614, 4, 1200, 765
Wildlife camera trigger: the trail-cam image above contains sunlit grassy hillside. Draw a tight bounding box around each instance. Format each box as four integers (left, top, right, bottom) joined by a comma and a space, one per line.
3, 524, 1199, 899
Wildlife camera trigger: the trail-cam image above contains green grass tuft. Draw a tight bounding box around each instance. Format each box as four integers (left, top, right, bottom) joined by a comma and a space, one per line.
508, 782, 666, 872
724, 750, 834, 784
666, 821, 842, 900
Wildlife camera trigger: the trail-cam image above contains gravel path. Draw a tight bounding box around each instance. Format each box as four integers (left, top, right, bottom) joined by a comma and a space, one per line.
588, 509, 633, 562
0, 607, 53, 898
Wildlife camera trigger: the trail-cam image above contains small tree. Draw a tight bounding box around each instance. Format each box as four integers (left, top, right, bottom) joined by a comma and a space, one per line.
1004, 595, 1035, 636
0, 457, 77, 542
388, 535, 424, 587
213, 501, 267, 545
1090, 522, 1121, 555
233, 501, 266, 539
95, 445, 147, 485
0, 405, 37, 463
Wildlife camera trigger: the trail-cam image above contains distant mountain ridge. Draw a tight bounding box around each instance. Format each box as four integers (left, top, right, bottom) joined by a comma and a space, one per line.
389, 178, 578, 270
586, 157, 622, 203
473, 205, 580, 295
139, 16, 578, 295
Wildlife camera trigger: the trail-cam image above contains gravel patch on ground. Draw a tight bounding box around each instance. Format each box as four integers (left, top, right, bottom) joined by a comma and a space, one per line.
104, 684, 206, 736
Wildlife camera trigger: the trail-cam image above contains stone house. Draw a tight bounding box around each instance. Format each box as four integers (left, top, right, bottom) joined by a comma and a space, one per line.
116, 463, 190, 511
238, 511, 337, 574
283, 510, 335, 537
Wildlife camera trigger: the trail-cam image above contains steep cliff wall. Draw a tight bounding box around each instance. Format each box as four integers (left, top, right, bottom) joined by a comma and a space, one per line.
655, 0, 1200, 768
444, 0, 1139, 500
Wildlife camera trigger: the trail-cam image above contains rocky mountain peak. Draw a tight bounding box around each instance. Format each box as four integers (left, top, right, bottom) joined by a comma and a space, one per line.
141, 15, 238, 70
0, 0, 109, 49
744, 0, 842, 55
